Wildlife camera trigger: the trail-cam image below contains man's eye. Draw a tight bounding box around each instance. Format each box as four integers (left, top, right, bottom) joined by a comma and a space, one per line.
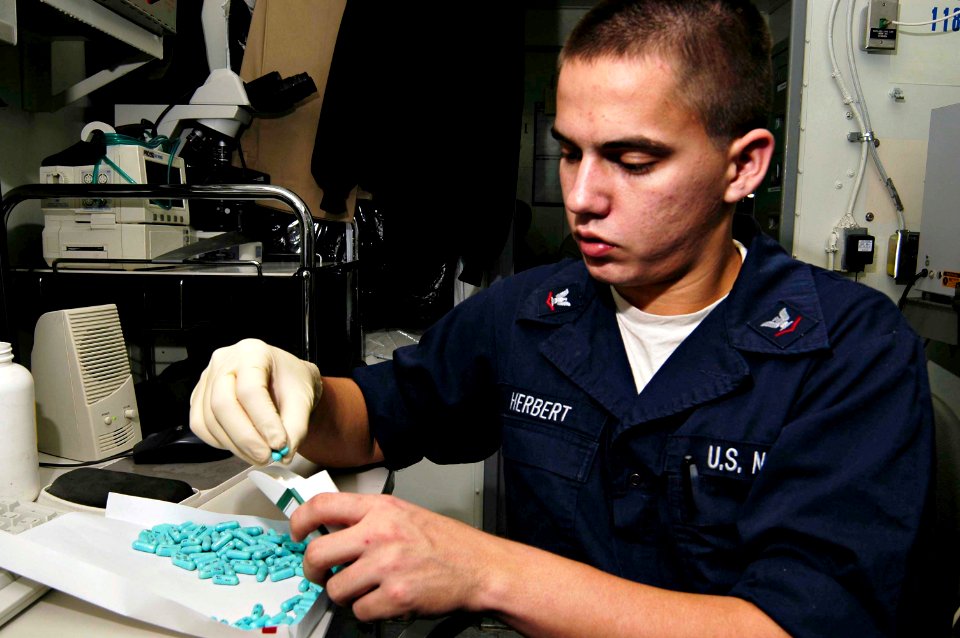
607, 152, 655, 174
560, 149, 581, 162
618, 159, 654, 174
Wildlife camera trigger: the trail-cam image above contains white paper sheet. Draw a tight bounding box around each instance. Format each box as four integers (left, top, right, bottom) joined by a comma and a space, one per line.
0, 493, 330, 637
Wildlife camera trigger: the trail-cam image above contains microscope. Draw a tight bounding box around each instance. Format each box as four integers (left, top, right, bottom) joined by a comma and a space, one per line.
40, 0, 317, 266
149, 0, 316, 232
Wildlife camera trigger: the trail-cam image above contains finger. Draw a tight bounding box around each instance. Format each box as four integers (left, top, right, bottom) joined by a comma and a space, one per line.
350, 586, 409, 623
188, 369, 220, 449
323, 558, 380, 607
196, 367, 236, 452
276, 394, 310, 458
276, 360, 320, 458
202, 413, 260, 466
207, 371, 272, 465
234, 363, 288, 452
290, 493, 378, 541
301, 532, 367, 584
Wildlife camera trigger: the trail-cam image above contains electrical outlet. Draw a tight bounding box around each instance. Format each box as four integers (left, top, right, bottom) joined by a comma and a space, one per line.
861, 0, 899, 52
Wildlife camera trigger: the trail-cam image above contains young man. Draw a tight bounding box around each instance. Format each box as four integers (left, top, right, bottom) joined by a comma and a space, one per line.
191, 1, 934, 635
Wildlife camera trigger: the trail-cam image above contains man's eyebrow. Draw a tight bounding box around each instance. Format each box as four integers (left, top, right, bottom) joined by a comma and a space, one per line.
550, 127, 576, 147
550, 127, 673, 158
600, 138, 673, 158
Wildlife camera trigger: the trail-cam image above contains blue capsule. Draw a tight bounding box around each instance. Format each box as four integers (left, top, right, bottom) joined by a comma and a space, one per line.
233, 563, 258, 576
131, 540, 158, 553
192, 552, 219, 565
251, 547, 274, 561
280, 595, 303, 613
270, 612, 292, 625
269, 566, 296, 582
211, 535, 232, 551
171, 555, 197, 571
156, 544, 176, 557
134, 519, 318, 628
212, 574, 239, 586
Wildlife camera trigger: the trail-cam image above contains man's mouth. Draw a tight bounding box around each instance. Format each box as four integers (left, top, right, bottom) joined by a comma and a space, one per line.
576, 233, 616, 259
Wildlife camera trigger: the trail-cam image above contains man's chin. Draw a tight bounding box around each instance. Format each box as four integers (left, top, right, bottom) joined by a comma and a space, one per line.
582, 260, 667, 290
582, 260, 634, 286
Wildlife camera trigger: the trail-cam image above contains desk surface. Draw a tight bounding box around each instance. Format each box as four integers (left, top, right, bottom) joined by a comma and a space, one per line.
0, 456, 388, 637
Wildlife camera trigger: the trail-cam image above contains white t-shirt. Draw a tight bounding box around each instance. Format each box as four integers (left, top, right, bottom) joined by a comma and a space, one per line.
614, 241, 747, 394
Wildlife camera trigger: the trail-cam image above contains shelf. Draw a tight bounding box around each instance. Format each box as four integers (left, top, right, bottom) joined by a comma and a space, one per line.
39, 0, 163, 58
7, 0, 169, 111
0, 0, 16, 46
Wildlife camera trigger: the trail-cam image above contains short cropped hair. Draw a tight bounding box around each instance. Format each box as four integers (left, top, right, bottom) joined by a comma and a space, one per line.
559, 0, 772, 143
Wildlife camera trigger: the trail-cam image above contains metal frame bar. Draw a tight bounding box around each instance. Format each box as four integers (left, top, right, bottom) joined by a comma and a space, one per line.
779, 0, 807, 254
0, 183, 317, 361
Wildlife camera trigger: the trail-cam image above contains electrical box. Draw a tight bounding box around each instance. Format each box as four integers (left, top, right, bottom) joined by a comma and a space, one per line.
861, 0, 899, 52
887, 230, 920, 284
841, 227, 875, 272
916, 103, 960, 298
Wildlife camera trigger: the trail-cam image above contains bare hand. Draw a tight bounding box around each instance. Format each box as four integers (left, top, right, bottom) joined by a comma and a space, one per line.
290, 493, 497, 621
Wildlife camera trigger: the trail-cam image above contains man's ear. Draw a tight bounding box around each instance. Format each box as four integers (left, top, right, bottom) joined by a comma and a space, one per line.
722, 128, 775, 204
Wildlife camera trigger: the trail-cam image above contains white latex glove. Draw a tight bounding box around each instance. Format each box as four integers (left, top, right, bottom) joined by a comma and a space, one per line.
189, 338, 323, 465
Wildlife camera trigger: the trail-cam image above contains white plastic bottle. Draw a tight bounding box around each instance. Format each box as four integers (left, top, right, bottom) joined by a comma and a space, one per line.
0, 342, 41, 500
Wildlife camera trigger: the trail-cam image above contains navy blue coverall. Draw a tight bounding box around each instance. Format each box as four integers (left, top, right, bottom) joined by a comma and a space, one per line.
353, 218, 934, 637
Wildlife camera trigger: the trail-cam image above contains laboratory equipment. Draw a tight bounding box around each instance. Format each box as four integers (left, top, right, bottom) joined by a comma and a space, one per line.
0, 343, 41, 501
915, 102, 960, 299
41, 216, 191, 267
41, 144, 190, 225
31, 303, 141, 462
137, 0, 316, 230
39, 123, 193, 267
0, 497, 64, 627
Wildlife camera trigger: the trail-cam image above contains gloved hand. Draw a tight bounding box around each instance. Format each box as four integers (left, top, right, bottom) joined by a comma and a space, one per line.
189, 338, 323, 465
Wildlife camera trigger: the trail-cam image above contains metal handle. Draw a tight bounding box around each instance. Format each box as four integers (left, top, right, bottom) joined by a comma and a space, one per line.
0, 183, 318, 360
1, 183, 315, 268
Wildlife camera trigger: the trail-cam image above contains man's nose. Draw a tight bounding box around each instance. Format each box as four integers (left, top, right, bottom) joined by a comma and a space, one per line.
563, 157, 610, 217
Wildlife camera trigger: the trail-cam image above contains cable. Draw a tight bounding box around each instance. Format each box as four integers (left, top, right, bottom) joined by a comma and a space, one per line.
893, 14, 960, 28
846, 0, 872, 132
827, 0, 906, 242
151, 103, 176, 138
40, 449, 134, 468
826, 0, 869, 267
897, 268, 930, 311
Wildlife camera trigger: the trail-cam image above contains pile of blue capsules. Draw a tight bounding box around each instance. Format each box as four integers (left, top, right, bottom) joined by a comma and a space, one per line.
131, 519, 324, 630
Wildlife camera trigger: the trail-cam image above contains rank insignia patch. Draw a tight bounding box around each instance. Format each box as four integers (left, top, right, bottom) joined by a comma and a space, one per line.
749, 302, 818, 349
538, 285, 581, 316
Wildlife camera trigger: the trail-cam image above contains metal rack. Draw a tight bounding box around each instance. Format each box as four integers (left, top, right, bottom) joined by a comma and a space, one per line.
0, 183, 325, 363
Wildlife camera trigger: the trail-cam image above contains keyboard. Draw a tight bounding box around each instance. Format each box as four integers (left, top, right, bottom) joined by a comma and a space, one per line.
0, 497, 65, 627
